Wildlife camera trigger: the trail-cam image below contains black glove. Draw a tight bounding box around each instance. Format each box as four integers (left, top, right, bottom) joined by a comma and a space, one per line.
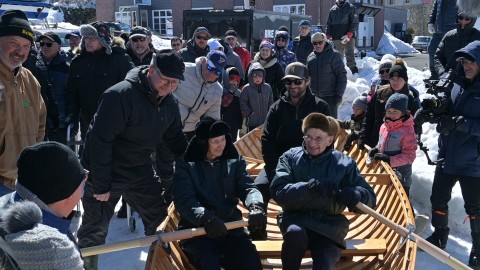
335, 95, 343, 106
337, 187, 368, 212
307, 178, 337, 198
248, 203, 267, 231
343, 133, 359, 152
358, 139, 366, 150
374, 153, 390, 164
436, 116, 465, 134
368, 148, 379, 158
203, 215, 227, 238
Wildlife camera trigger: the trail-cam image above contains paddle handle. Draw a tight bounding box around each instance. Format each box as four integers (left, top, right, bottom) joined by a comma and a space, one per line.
356, 203, 472, 270
81, 219, 249, 257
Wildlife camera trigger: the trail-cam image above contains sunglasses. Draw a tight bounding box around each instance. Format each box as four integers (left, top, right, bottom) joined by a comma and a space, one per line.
283, 79, 304, 85
131, 37, 146, 43
458, 15, 471, 21
207, 65, 222, 76
312, 41, 324, 45
379, 68, 390, 75
195, 35, 209, 40
39, 42, 53, 47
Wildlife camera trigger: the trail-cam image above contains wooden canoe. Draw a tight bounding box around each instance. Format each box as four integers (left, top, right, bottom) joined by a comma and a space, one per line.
145, 126, 417, 270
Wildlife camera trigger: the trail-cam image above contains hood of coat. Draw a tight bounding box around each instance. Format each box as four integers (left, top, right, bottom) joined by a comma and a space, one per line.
247, 61, 265, 86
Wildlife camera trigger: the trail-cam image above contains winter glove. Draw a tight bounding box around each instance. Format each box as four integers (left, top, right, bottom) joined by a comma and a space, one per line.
436, 116, 465, 135
337, 186, 368, 212
341, 35, 351, 44
347, 32, 354, 39
428, 23, 435, 34
203, 215, 227, 238
248, 203, 267, 231
343, 133, 359, 152
373, 153, 390, 164
358, 140, 366, 150
335, 95, 343, 106
368, 148, 379, 158
307, 178, 337, 198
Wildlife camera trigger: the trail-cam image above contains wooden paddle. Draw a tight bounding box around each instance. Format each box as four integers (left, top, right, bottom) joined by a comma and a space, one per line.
356, 202, 473, 270
80, 219, 249, 257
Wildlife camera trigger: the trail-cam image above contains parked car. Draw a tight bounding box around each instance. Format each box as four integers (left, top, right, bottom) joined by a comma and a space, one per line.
412, 36, 432, 53
33, 28, 77, 52
103, 22, 131, 36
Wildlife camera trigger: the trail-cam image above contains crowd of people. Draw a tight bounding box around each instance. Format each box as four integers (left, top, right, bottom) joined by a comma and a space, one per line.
0, 5, 480, 270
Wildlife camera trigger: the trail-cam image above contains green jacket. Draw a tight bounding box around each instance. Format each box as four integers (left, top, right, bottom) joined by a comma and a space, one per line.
270, 146, 376, 248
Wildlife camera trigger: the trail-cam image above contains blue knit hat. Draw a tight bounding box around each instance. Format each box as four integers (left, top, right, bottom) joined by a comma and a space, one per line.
385, 93, 408, 114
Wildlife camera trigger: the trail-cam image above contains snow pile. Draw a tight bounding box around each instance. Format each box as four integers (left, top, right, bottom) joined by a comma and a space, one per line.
47, 3, 65, 24
376, 31, 419, 55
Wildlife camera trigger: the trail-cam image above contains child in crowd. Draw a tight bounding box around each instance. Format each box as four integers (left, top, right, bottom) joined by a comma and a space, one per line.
221, 67, 243, 142
368, 93, 417, 197
338, 95, 368, 151
240, 62, 273, 132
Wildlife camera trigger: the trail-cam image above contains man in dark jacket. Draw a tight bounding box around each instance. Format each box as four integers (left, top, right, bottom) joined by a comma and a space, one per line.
126, 26, 158, 66
65, 22, 134, 144
65, 30, 81, 64
307, 32, 347, 118
261, 62, 331, 205
77, 49, 188, 269
434, 12, 480, 76
292, 20, 314, 65
426, 41, 480, 269
427, 0, 459, 79
27, 32, 69, 144
179, 26, 210, 63
326, 0, 359, 74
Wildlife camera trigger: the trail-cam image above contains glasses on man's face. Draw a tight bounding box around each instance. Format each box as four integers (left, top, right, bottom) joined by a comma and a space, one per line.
207, 65, 222, 76
283, 79, 303, 85
40, 42, 53, 47
155, 68, 181, 87
195, 35, 209, 41
458, 15, 471, 21
312, 41, 324, 46
131, 37, 146, 43
379, 68, 390, 75
303, 135, 328, 144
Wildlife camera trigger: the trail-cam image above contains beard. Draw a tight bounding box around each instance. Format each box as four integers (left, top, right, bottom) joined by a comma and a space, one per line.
457, 0, 480, 16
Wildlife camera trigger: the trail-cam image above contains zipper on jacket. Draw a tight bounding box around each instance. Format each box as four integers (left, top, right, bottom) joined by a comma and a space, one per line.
183, 82, 206, 127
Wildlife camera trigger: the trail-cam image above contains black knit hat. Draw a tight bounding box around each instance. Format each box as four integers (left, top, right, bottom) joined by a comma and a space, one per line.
17, 142, 85, 204
195, 117, 230, 141
385, 93, 408, 114
0, 10, 35, 44
388, 58, 408, 82
153, 49, 185, 81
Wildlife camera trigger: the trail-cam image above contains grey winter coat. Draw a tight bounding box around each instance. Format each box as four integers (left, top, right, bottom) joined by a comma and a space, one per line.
173, 57, 223, 132
307, 42, 347, 98
326, 1, 359, 40
240, 62, 274, 128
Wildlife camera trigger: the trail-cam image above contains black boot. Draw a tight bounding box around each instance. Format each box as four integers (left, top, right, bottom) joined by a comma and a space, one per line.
426, 210, 449, 249
469, 216, 480, 269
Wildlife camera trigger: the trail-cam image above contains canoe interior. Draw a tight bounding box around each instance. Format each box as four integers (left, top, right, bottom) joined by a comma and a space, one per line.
146, 126, 417, 270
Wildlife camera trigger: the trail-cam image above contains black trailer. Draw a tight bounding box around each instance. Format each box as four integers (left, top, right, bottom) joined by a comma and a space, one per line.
183, 9, 312, 55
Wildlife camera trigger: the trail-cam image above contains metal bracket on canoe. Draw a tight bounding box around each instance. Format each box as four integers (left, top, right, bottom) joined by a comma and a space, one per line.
398, 223, 417, 249
155, 229, 171, 254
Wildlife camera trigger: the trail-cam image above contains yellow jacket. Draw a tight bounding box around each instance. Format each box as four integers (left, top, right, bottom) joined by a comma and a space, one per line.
0, 61, 46, 181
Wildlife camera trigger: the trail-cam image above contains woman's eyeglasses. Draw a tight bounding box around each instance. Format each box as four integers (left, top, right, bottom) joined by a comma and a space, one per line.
379, 68, 390, 75
207, 65, 222, 76
458, 15, 471, 21
283, 79, 304, 85
39, 42, 53, 47
131, 37, 146, 43
195, 35, 209, 40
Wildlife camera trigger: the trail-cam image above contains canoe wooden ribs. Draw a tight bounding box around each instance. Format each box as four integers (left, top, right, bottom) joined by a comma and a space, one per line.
146, 126, 417, 270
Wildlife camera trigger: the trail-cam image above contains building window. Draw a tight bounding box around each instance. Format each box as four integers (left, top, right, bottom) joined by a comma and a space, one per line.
273, 4, 305, 15
152, 10, 172, 35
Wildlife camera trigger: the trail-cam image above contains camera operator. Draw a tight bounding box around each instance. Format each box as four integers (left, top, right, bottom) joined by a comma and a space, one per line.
426, 40, 480, 269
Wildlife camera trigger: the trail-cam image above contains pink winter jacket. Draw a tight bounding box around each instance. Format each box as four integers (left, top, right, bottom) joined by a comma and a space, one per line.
376, 115, 417, 168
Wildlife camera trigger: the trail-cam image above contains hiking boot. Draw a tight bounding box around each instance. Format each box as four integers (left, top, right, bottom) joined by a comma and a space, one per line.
117, 202, 127, 218
350, 66, 359, 74
426, 227, 449, 249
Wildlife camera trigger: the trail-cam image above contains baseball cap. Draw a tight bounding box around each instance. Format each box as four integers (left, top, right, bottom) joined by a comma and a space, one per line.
36, 32, 62, 44
299, 20, 311, 27
129, 26, 151, 38
282, 62, 309, 80
225, 29, 237, 38
206, 50, 227, 73
311, 32, 327, 43
65, 30, 81, 40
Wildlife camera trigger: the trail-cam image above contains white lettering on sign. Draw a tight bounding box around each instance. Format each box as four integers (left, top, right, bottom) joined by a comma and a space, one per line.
264, 29, 275, 39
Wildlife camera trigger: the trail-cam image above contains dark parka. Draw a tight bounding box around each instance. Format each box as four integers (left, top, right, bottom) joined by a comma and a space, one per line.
262, 89, 331, 180
428, 0, 459, 34
173, 135, 263, 235
434, 17, 480, 75
292, 32, 314, 65
326, 1, 359, 40
438, 43, 480, 177
81, 67, 187, 194
270, 146, 376, 248
179, 39, 210, 63
65, 46, 134, 138
360, 85, 419, 147
307, 42, 347, 98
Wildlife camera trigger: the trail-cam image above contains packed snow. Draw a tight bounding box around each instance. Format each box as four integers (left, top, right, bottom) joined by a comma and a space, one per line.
69, 36, 472, 269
